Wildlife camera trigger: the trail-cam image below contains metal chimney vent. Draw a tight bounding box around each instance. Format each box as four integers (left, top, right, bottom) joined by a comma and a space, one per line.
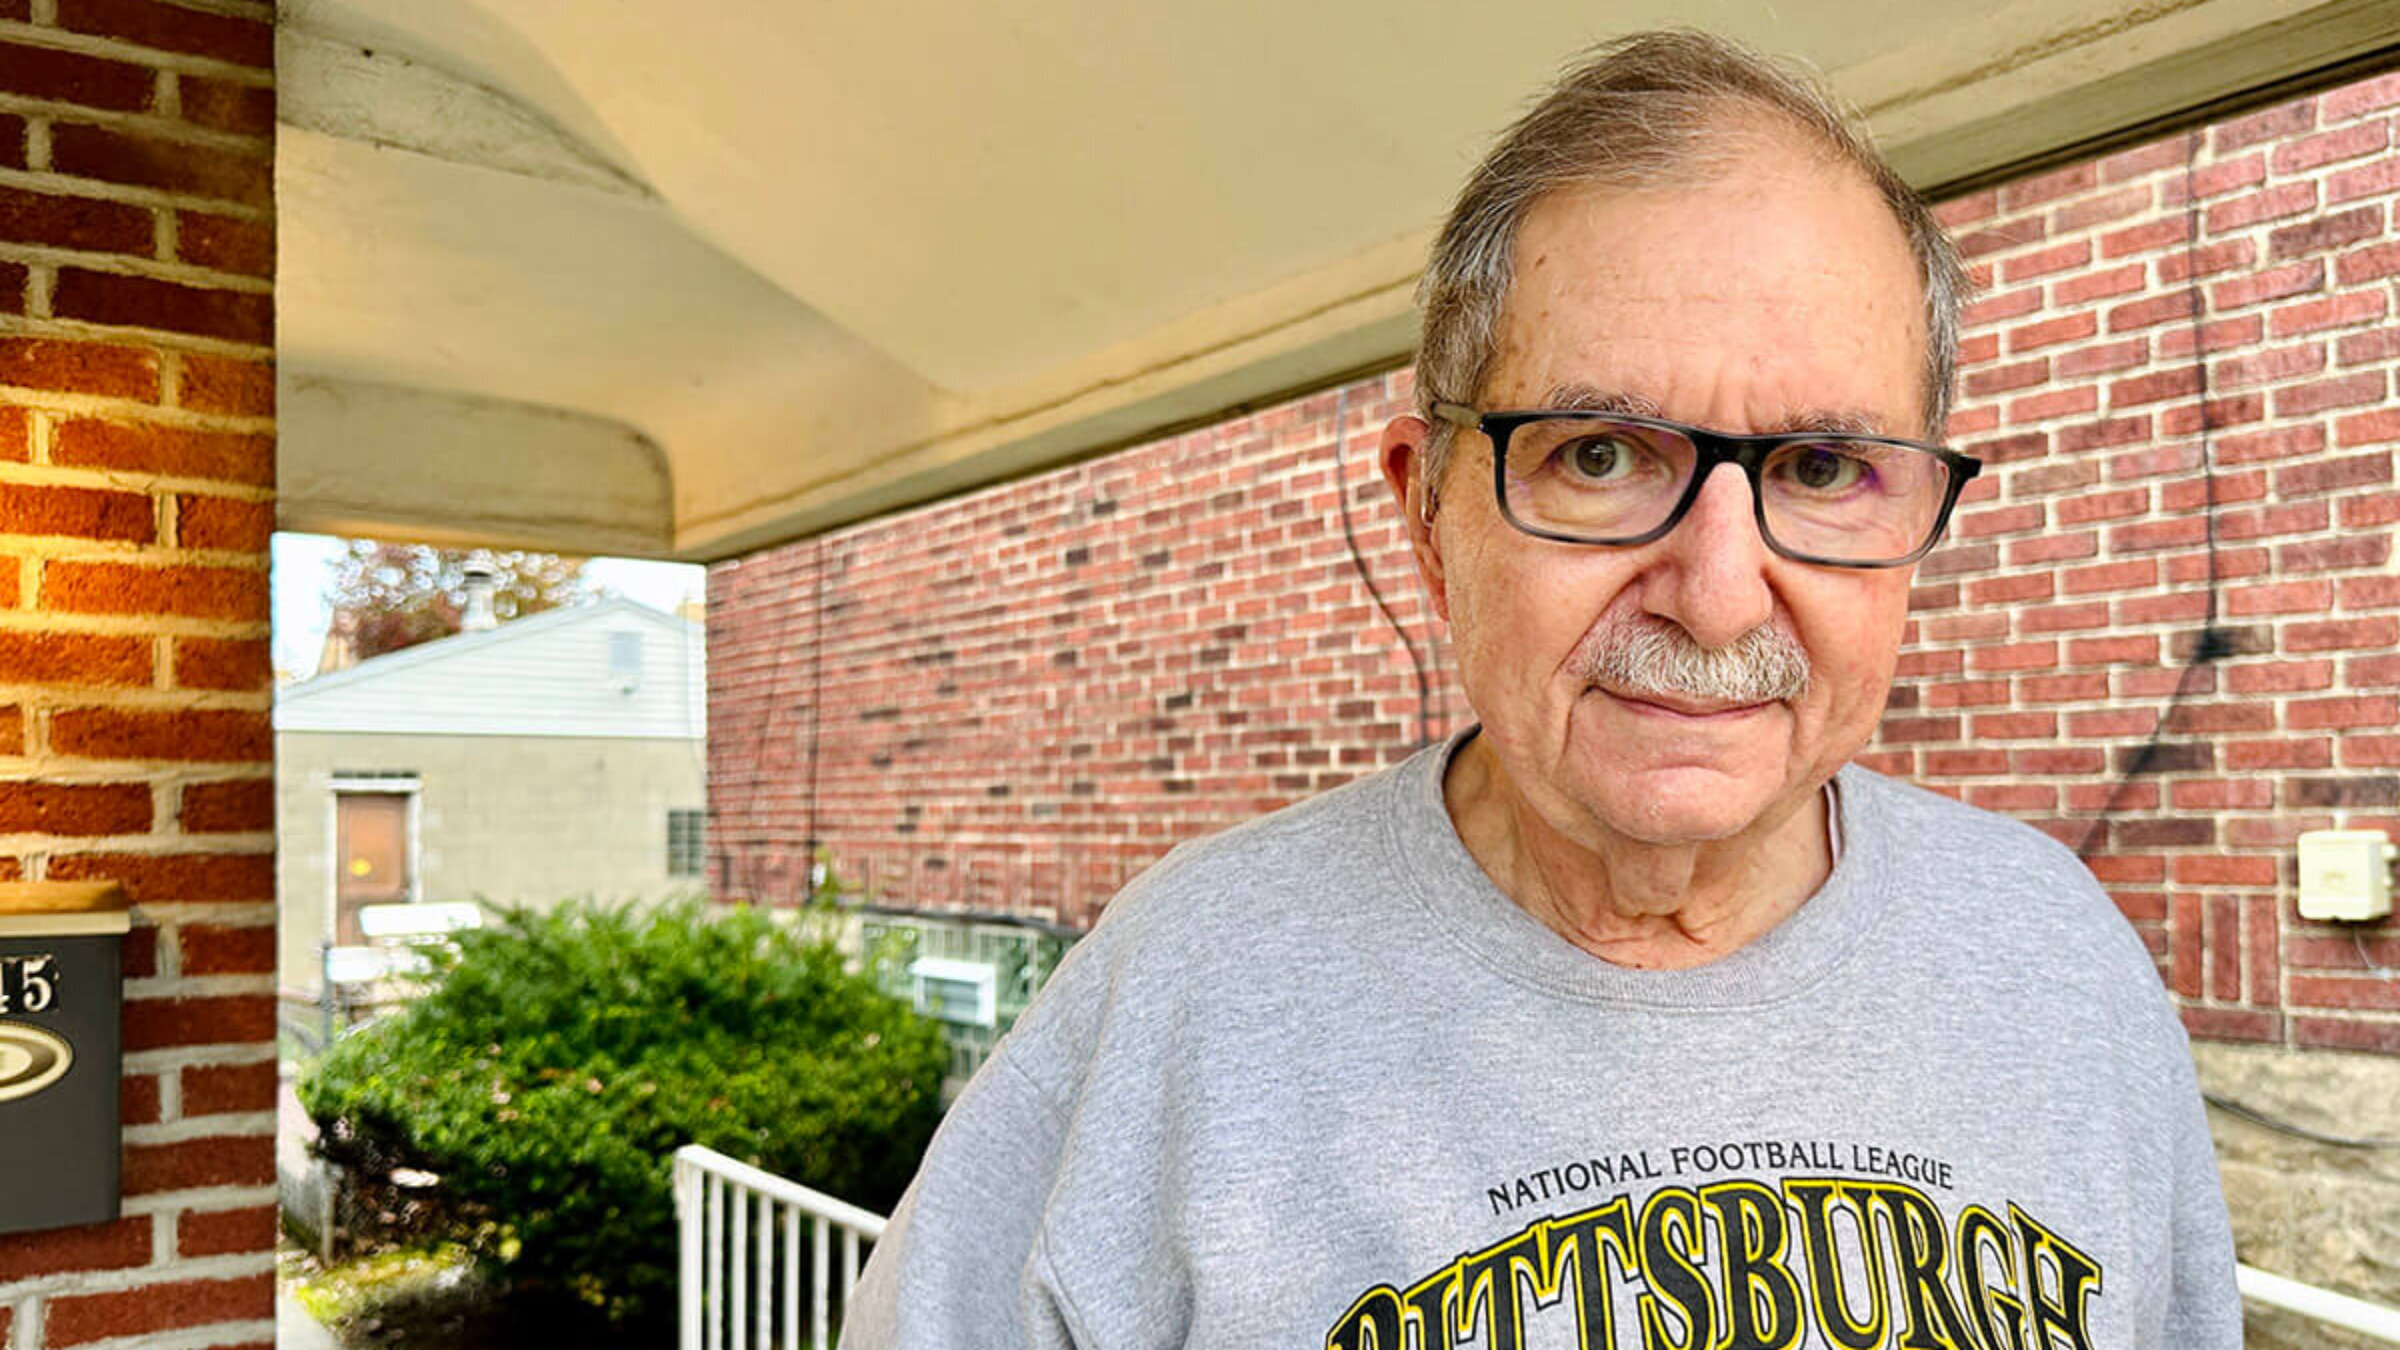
460, 562, 499, 632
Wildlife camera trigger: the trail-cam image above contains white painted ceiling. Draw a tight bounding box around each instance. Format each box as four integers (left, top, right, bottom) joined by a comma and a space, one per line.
274, 0, 2400, 560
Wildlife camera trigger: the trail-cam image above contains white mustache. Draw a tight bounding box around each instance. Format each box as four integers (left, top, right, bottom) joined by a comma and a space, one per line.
1570, 613, 1811, 706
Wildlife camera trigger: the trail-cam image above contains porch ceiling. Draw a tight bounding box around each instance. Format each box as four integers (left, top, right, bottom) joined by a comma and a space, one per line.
275, 0, 2400, 561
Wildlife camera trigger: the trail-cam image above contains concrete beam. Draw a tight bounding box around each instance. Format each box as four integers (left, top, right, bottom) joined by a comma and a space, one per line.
278, 374, 674, 557
1859, 0, 2400, 191
277, 25, 651, 198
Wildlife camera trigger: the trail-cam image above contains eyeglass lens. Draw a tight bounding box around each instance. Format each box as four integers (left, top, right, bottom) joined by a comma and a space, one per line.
1501, 417, 1951, 562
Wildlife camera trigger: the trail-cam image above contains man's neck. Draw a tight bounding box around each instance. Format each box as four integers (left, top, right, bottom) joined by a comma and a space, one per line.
1441, 735, 1833, 971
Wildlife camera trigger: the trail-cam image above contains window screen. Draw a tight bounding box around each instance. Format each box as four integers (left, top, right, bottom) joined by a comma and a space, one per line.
667, 809, 705, 877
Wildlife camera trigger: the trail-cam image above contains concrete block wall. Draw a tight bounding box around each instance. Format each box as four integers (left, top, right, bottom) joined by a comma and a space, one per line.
707, 67, 2400, 1052
0, 2, 276, 1346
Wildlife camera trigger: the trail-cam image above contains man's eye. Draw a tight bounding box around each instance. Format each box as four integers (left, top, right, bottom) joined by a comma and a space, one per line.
1560, 435, 1640, 482
1781, 446, 1868, 492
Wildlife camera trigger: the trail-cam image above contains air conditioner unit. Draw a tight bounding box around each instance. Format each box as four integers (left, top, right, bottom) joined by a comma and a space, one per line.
911, 957, 998, 1028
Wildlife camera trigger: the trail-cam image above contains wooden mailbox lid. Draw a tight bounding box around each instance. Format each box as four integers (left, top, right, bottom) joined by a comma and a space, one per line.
0, 883, 132, 936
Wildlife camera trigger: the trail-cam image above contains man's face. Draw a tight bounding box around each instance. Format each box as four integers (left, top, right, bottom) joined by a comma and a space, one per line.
1389, 128, 1931, 850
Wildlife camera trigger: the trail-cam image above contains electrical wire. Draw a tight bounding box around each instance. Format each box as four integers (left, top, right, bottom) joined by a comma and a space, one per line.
802, 537, 827, 898
2352, 932, 2398, 982
2073, 129, 2233, 862
1331, 383, 1436, 748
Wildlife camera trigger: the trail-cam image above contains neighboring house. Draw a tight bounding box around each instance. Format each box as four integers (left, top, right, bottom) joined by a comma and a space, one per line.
276, 597, 707, 995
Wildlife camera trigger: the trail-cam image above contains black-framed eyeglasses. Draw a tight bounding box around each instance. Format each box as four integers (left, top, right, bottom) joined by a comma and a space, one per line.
1432, 402, 1982, 569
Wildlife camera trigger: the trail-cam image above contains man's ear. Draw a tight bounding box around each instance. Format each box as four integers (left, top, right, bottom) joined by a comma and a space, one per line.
1379, 415, 1450, 622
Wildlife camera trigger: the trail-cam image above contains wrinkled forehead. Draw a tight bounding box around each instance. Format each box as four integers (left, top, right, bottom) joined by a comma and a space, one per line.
1487, 138, 1929, 430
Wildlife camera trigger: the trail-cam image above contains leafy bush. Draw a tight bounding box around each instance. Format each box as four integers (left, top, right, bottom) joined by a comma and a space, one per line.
299, 898, 949, 1339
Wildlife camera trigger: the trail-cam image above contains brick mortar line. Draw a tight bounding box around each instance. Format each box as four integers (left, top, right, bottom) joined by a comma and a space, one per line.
1950, 490, 2389, 521
0, 545, 277, 577
115, 1185, 277, 1217
1970, 156, 2393, 233
0, 765, 213, 784
0, 160, 270, 221
0, 91, 272, 155
4, 245, 272, 294
92, 0, 276, 22
23, 841, 274, 861
1960, 387, 2399, 426
0, 312, 269, 356
0, 390, 275, 432
0, 1252, 273, 1302
0, 596, 271, 624
112, 899, 276, 915
0, 534, 272, 560
13, 550, 281, 580
121, 1042, 276, 1074
0, 690, 272, 715
0, 696, 268, 724
0, 19, 272, 85
0, 168, 267, 225
50, 1319, 280, 1350
1912, 608, 2400, 637
1959, 287, 2392, 334
0, 314, 268, 358
1974, 325, 2397, 368
1900, 703, 2375, 721
1965, 192, 2398, 255
145, 1196, 279, 1220
0, 832, 259, 855
145, 910, 277, 928
0, 617, 275, 639
121, 1110, 274, 1145
126, 965, 276, 989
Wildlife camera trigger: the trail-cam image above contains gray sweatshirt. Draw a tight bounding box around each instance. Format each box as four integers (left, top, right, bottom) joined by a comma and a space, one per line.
846, 733, 2240, 1348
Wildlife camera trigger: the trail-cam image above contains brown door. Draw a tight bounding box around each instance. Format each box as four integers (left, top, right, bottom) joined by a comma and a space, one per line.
335, 792, 412, 944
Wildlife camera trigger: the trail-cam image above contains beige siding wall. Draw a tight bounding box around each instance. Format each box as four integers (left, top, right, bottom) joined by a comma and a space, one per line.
277, 732, 706, 989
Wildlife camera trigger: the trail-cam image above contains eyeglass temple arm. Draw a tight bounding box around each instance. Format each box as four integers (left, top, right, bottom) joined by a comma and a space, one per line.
1430, 402, 1482, 431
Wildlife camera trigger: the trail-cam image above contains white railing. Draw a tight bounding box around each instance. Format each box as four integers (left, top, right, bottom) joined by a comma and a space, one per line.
673, 1144, 886, 1350
670, 1144, 2400, 1347
2241, 1262, 2400, 1343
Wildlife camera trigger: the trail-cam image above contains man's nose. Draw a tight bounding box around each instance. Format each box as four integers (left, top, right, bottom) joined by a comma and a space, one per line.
1640, 463, 1775, 648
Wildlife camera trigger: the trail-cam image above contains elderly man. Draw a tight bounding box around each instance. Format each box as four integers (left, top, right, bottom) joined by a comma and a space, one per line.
847, 29, 2238, 1349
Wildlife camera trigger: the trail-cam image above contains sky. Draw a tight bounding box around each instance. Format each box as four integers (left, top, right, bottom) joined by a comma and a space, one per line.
271, 532, 707, 682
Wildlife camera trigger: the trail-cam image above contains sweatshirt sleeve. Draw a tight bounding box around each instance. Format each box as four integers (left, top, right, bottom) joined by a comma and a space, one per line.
841, 1054, 1082, 1350
2162, 1064, 2243, 1349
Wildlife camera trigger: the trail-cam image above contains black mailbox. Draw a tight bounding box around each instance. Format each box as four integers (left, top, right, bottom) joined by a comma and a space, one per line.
0, 882, 131, 1235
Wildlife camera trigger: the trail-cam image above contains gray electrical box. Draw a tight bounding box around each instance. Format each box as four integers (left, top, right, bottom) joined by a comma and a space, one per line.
0, 882, 132, 1236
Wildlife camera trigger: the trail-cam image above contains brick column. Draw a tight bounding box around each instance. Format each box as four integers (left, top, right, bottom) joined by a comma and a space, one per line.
0, 2, 276, 1347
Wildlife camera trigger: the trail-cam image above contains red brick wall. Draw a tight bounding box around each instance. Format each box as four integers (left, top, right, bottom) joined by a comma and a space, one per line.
709, 68, 2400, 1051
0, 2, 276, 1345
708, 375, 1469, 929
1890, 71, 2400, 1053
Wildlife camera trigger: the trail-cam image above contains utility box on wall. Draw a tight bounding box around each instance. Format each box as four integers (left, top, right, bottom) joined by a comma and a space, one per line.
0, 882, 132, 1235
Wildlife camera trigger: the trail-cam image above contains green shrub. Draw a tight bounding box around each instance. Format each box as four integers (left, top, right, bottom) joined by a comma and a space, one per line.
299, 898, 948, 1339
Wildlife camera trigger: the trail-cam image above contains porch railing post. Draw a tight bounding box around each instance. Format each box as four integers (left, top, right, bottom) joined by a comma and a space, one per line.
675, 1149, 703, 1350
672, 1144, 891, 1350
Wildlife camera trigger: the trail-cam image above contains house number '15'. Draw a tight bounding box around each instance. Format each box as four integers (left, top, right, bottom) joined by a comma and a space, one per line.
0, 956, 58, 1015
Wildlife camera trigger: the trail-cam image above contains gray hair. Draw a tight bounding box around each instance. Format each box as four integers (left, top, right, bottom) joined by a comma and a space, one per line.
1415, 29, 1969, 508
